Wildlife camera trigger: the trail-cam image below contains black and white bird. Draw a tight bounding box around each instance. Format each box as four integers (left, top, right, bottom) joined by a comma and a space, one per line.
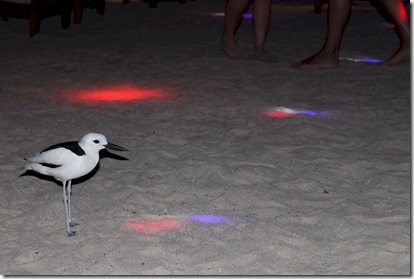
24, 132, 128, 236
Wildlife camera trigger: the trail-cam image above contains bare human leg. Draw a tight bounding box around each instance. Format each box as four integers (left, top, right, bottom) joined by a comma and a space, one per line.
293, 0, 352, 69
251, 0, 277, 63
221, 0, 250, 60
378, 0, 410, 66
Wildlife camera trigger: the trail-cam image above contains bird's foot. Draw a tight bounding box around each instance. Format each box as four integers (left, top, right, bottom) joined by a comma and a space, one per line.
67, 231, 77, 237
69, 222, 79, 227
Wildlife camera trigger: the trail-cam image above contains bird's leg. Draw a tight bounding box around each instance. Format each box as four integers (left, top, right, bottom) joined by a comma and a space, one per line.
63, 181, 76, 236
67, 180, 79, 228
67, 180, 72, 224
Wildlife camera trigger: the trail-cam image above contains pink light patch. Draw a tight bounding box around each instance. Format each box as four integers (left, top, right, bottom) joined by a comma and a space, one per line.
126, 218, 186, 235
208, 12, 252, 18
262, 106, 328, 118
262, 106, 298, 118
66, 84, 171, 103
208, 12, 225, 17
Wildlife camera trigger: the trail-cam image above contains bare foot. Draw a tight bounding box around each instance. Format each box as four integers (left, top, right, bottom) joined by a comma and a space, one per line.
292, 52, 340, 69
220, 37, 248, 60
251, 50, 278, 63
382, 45, 410, 66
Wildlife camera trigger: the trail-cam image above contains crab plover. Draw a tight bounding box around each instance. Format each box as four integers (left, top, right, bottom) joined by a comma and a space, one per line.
24, 132, 128, 236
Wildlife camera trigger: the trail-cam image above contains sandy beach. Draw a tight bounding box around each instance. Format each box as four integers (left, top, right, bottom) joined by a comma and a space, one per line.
0, 0, 411, 275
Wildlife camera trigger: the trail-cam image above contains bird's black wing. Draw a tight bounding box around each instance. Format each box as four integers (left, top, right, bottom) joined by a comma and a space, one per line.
39, 162, 62, 168
41, 141, 86, 156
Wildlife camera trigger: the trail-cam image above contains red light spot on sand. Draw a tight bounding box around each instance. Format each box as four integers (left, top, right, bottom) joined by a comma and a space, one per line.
262, 111, 296, 118
126, 218, 186, 235
68, 84, 171, 103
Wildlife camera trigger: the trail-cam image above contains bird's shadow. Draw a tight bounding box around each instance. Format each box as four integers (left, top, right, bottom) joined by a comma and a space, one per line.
99, 149, 129, 161
20, 150, 129, 188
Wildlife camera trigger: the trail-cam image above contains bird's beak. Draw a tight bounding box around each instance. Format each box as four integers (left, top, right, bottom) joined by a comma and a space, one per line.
105, 142, 128, 151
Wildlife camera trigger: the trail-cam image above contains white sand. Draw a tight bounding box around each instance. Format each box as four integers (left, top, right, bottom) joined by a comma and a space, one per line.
0, 0, 410, 275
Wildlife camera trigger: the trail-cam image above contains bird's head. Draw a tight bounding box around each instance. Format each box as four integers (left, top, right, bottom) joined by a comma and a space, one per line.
79, 133, 128, 154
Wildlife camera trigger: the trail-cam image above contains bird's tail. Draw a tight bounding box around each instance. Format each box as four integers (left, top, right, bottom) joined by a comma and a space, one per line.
22, 160, 50, 177
20, 158, 30, 171
19, 158, 33, 174
23, 156, 34, 168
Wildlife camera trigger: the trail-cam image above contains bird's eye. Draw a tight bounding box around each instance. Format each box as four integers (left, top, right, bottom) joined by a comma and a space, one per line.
93, 140, 100, 144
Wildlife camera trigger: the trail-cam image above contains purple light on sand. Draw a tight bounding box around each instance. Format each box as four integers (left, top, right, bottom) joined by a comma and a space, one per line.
296, 110, 328, 116
340, 57, 383, 64
190, 214, 231, 224
356, 57, 383, 63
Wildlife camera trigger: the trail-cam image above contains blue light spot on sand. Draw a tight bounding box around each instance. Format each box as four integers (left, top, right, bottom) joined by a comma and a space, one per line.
340, 57, 383, 64
190, 215, 231, 224
297, 110, 329, 116
356, 57, 383, 63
